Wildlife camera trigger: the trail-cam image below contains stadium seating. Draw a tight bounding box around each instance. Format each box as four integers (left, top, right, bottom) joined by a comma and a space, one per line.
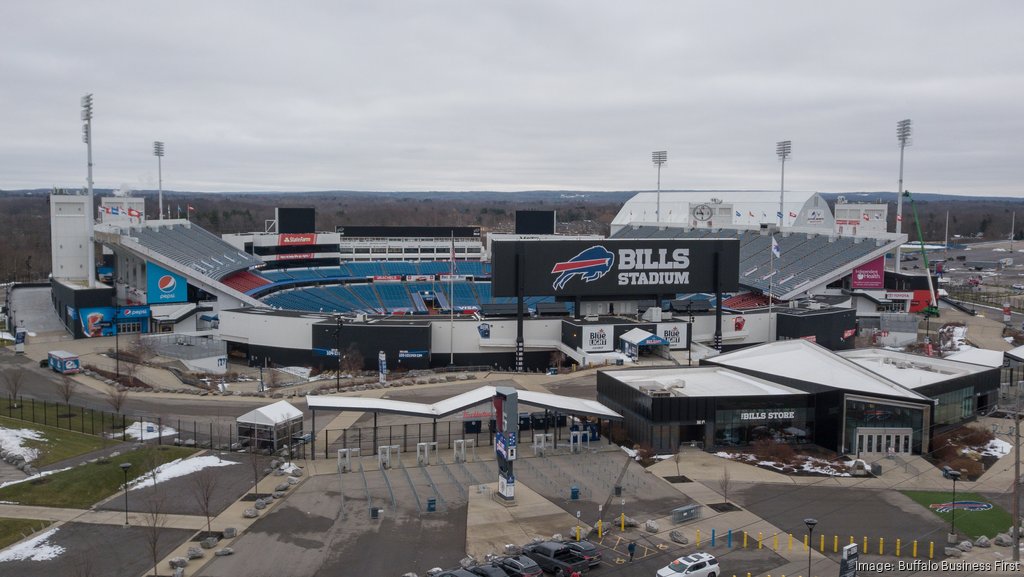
220, 270, 271, 293
131, 223, 261, 280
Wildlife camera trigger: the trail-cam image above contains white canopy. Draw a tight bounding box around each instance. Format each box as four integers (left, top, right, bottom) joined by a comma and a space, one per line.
620, 328, 668, 346
236, 400, 303, 427
306, 385, 622, 420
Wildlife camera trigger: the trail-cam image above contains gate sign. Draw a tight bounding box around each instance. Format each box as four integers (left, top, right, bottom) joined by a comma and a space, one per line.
491, 239, 740, 297
146, 262, 187, 304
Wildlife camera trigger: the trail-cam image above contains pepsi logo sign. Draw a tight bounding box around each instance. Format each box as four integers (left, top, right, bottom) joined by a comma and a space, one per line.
158, 275, 177, 293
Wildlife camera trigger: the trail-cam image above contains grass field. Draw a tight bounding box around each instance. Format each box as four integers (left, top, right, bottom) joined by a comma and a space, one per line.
0, 518, 52, 551
0, 445, 197, 509
902, 490, 1013, 539
0, 397, 130, 439
0, 416, 111, 468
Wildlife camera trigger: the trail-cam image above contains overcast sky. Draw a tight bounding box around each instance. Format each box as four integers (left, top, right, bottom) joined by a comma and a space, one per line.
2, 1, 1022, 196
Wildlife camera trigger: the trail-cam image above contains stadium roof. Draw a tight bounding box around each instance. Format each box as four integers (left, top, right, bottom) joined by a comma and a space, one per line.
837, 348, 995, 390
610, 191, 822, 231
306, 385, 622, 420
611, 226, 900, 300
708, 340, 930, 402
128, 222, 262, 280
608, 367, 808, 397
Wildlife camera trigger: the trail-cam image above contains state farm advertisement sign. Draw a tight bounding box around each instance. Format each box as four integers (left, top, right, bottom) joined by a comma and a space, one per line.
851, 256, 885, 289
278, 233, 317, 246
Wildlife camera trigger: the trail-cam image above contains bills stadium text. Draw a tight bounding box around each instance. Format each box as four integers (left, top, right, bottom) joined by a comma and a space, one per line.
616, 248, 691, 286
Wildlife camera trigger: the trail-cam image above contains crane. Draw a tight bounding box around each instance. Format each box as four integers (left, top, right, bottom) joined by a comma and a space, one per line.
902, 190, 940, 317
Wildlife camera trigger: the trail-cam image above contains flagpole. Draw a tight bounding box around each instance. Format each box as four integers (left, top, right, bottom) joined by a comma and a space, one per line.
769, 236, 774, 343
449, 231, 455, 366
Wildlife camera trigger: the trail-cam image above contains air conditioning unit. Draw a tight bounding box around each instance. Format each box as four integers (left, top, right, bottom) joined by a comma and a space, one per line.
648, 390, 671, 398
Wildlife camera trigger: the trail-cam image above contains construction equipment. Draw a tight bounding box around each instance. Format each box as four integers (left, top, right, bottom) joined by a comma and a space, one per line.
902, 190, 940, 317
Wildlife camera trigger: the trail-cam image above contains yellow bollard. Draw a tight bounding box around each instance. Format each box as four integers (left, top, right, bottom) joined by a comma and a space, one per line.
744, 531, 748, 548
773, 534, 778, 551
879, 537, 884, 556
803, 534, 808, 551
896, 538, 901, 558
863, 536, 868, 554
697, 529, 701, 547
913, 540, 918, 558
788, 533, 793, 552
929, 541, 934, 560
598, 519, 603, 539
833, 534, 838, 553
621, 513, 625, 532
819, 533, 825, 552
850, 536, 854, 545
575, 526, 580, 541
758, 531, 763, 549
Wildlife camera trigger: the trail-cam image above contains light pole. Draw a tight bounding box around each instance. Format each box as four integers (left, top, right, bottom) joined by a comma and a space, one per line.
334, 314, 342, 391
687, 303, 694, 366
652, 151, 667, 223
81, 94, 96, 288
776, 141, 791, 227
948, 469, 961, 542
804, 517, 817, 577
895, 119, 912, 274
153, 141, 165, 220
119, 462, 132, 526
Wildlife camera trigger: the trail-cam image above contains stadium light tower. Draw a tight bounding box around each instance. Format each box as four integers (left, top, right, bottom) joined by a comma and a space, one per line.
652, 151, 667, 223
81, 94, 96, 288
153, 141, 165, 220
895, 119, 912, 274
776, 140, 791, 228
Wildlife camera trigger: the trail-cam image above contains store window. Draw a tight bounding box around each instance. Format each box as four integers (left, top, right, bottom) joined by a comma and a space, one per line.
714, 406, 812, 447
844, 399, 924, 454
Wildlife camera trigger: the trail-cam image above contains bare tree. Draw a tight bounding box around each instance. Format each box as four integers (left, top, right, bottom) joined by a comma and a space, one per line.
57, 375, 78, 405
190, 466, 220, 536
340, 343, 363, 374
719, 466, 731, 504
141, 489, 169, 577
249, 447, 264, 499
2, 367, 25, 408
105, 385, 129, 415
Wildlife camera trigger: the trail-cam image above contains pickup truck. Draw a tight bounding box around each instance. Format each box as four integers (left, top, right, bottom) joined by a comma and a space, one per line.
522, 541, 588, 575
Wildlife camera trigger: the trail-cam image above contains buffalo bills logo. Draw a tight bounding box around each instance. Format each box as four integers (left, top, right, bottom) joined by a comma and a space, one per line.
158, 275, 177, 293
551, 246, 614, 290
929, 501, 991, 513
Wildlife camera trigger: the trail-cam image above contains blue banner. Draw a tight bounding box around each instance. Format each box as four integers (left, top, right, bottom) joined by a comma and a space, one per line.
79, 307, 116, 337
146, 263, 187, 304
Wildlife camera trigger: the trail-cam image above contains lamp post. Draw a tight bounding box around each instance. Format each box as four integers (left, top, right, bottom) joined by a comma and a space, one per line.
652, 151, 667, 223
776, 141, 791, 228
81, 94, 96, 288
895, 119, 912, 274
153, 141, 165, 220
119, 462, 132, 526
948, 469, 961, 542
687, 303, 694, 366
334, 315, 342, 391
804, 517, 817, 577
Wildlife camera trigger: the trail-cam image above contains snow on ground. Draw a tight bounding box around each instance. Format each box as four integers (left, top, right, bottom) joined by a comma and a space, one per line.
0, 467, 71, 490
0, 427, 45, 463
279, 366, 312, 380
716, 451, 850, 476
0, 527, 64, 562
110, 421, 178, 441
980, 438, 1012, 457
127, 455, 239, 491
278, 462, 304, 475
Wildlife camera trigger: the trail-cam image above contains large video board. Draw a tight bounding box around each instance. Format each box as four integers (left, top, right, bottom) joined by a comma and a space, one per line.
492, 239, 739, 297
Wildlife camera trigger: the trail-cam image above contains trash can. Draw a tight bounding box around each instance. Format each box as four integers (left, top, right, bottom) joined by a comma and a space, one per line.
614, 485, 622, 497
370, 506, 381, 519
871, 463, 882, 476
570, 485, 580, 500
426, 498, 437, 512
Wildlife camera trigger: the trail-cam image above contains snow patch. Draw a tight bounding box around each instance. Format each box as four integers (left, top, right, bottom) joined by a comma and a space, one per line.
0, 527, 64, 562
278, 462, 303, 474
127, 456, 239, 491
980, 438, 1012, 457
0, 427, 45, 463
109, 421, 178, 441
0, 467, 72, 490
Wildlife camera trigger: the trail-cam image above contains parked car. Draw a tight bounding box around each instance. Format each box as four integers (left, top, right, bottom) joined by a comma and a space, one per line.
522, 541, 589, 575
559, 540, 601, 567
657, 552, 719, 577
470, 564, 512, 577
437, 570, 479, 577
496, 554, 544, 577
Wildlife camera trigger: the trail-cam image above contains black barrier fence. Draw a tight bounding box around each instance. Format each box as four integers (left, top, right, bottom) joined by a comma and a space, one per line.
1, 395, 239, 451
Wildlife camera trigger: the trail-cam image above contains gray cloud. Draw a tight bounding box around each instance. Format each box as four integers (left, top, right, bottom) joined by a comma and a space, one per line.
1, 1, 1021, 195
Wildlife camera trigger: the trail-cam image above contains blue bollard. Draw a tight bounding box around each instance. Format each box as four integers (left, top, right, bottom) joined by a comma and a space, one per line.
728, 529, 733, 548
712, 529, 716, 547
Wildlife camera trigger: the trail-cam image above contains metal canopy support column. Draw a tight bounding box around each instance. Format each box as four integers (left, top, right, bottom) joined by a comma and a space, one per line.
311, 409, 316, 460
714, 252, 723, 351
516, 250, 525, 372
373, 413, 378, 450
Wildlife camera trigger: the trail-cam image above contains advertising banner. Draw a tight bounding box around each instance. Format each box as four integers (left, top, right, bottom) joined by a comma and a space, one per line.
272, 253, 314, 261
581, 325, 614, 352
277, 233, 317, 246
851, 256, 885, 289
657, 322, 689, 350
118, 305, 151, 319
80, 307, 116, 337
491, 239, 740, 297
146, 263, 187, 304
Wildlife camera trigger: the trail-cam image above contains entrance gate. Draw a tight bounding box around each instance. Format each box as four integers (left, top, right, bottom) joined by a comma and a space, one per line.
855, 427, 913, 456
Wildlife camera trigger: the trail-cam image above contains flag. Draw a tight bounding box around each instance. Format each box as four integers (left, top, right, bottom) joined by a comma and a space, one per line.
735, 210, 741, 217
896, 214, 903, 222
771, 237, 781, 258
777, 211, 783, 220
863, 213, 870, 221
111, 206, 120, 215
789, 211, 797, 218
127, 208, 141, 217
187, 204, 195, 212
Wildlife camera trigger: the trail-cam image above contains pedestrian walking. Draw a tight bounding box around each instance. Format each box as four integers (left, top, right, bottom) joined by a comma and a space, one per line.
627, 541, 636, 562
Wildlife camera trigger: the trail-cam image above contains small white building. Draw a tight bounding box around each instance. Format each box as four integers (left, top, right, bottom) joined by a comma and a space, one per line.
236, 400, 304, 452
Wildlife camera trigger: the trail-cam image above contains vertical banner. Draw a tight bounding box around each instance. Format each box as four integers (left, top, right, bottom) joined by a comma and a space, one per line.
378, 350, 386, 384
851, 256, 885, 289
